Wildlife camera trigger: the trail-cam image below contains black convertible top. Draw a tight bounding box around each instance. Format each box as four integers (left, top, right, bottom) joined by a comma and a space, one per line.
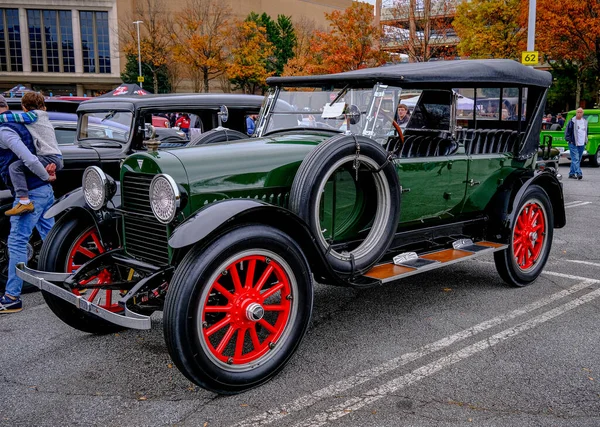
77, 93, 264, 112
268, 59, 552, 88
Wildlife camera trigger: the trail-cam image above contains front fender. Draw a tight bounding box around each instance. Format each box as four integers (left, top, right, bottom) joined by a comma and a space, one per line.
44, 182, 121, 219
168, 199, 353, 287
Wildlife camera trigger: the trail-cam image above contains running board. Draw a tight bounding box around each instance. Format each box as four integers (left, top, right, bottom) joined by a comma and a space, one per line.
364, 240, 507, 284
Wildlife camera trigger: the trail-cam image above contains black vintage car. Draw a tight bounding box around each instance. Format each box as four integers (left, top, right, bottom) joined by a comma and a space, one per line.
0, 93, 263, 291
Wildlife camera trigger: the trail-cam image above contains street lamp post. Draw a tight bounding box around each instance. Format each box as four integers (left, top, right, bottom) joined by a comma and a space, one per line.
133, 20, 143, 88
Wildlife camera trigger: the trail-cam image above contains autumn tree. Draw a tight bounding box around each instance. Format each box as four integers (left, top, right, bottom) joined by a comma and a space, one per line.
385, 0, 457, 62
246, 13, 297, 76
172, 0, 232, 92
536, 0, 600, 107
227, 20, 275, 94
453, 0, 527, 60
121, 54, 171, 93
282, 17, 318, 76
120, 0, 173, 94
285, 2, 386, 76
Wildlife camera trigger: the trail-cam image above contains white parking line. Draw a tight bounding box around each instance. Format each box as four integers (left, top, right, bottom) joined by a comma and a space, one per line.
565, 201, 592, 209
294, 286, 600, 427
564, 200, 582, 207
231, 272, 597, 427
560, 259, 600, 268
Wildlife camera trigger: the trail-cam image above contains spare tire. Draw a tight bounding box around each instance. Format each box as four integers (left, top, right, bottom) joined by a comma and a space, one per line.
188, 128, 248, 146
289, 134, 401, 275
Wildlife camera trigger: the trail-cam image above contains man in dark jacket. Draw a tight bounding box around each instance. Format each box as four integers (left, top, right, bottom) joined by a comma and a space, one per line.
0, 95, 56, 313
564, 108, 588, 180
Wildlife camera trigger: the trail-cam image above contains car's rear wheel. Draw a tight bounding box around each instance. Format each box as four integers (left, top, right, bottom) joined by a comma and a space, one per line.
164, 224, 313, 394
588, 148, 600, 167
289, 134, 401, 276
494, 185, 553, 287
38, 215, 124, 334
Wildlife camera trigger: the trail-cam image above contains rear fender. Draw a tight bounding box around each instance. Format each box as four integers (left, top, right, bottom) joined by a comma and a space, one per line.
168, 199, 347, 286
486, 170, 565, 242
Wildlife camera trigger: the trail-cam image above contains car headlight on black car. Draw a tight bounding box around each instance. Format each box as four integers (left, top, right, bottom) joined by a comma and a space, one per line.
150, 174, 181, 224
82, 166, 114, 211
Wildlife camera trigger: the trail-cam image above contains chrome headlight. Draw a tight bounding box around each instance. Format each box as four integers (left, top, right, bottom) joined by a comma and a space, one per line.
82, 166, 110, 211
150, 174, 180, 224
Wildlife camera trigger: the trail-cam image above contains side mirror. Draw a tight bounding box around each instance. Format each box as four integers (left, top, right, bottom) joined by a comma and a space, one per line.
346, 104, 361, 125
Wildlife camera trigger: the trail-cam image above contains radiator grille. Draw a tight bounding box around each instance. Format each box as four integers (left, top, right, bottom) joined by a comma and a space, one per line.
122, 173, 170, 265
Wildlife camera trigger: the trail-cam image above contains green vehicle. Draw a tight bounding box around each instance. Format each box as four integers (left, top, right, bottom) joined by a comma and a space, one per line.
540, 109, 600, 166
18, 59, 565, 394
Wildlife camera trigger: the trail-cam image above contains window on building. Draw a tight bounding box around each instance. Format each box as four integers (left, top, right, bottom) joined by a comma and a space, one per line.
80, 11, 110, 74
0, 8, 23, 72
27, 9, 74, 73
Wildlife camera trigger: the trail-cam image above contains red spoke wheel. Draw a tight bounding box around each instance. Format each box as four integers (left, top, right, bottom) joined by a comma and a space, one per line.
512, 202, 546, 271
164, 225, 313, 394
200, 252, 294, 368
38, 215, 124, 334
66, 229, 122, 313
494, 185, 553, 287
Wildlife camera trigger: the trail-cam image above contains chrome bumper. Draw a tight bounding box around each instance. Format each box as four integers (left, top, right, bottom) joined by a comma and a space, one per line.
16, 262, 151, 330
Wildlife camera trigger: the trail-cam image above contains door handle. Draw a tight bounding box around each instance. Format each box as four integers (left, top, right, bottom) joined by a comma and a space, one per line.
463, 179, 480, 187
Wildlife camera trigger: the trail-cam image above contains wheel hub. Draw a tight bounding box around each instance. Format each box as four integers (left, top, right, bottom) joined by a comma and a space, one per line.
246, 302, 264, 322
529, 231, 538, 242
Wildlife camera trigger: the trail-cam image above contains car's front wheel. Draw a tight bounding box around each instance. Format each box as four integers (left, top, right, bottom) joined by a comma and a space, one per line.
494, 185, 554, 287
164, 225, 313, 394
38, 215, 124, 334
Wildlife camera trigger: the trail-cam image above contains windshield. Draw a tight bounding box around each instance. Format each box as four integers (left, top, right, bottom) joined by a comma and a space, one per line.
256, 85, 402, 143
78, 111, 133, 143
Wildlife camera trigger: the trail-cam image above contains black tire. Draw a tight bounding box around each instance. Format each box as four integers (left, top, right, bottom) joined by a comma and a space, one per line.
289, 134, 401, 275
164, 224, 313, 394
494, 185, 554, 287
38, 215, 124, 334
188, 128, 248, 147
588, 149, 600, 167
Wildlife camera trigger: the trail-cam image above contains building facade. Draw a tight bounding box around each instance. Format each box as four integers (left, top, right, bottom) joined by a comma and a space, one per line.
0, 0, 353, 96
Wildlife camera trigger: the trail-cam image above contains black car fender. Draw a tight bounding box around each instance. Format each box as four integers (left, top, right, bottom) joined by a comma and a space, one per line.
44, 184, 122, 250
168, 199, 350, 287
486, 169, 565, 242
44, 182, 121, 219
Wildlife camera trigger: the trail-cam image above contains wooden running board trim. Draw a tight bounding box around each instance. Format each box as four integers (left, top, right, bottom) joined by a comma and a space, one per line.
364, 240, 507, 284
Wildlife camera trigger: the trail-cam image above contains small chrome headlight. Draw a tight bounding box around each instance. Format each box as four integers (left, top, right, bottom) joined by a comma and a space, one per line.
82, 166, 109, 211
150, 174, 180, 224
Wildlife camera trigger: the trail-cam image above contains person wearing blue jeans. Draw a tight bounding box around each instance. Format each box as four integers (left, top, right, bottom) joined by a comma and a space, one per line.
0, 95, 56, 313
564, 108, 588, 180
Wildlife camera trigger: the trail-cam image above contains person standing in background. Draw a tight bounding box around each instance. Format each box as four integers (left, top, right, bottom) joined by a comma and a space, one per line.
565, 108, 588, 180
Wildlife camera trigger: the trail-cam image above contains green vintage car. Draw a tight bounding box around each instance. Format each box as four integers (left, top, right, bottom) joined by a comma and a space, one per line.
540, 109, 600, 166
18, 59, 565, 394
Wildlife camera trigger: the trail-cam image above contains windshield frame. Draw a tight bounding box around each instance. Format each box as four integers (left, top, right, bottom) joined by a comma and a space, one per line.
255, 83, 403, 143
77, 109, 134, 145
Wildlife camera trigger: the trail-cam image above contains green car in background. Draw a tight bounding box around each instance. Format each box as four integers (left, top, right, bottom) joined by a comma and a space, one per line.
540, 109, 600, 166
18, 59, 565, 394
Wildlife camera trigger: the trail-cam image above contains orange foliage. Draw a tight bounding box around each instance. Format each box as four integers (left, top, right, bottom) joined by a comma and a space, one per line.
536, 0, 600, 70
454, 0, 528, 60
284, 2, 387, 76
227, 21, 275, 94
172, 0, 232, 92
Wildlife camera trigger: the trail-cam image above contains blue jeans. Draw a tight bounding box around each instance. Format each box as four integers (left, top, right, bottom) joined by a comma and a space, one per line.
5, 184, 55, 298
569, 144, 585, 177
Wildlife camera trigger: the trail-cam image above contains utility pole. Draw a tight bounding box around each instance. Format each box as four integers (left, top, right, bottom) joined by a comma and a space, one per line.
133, 20, 143, 88
527, 0, 536, 52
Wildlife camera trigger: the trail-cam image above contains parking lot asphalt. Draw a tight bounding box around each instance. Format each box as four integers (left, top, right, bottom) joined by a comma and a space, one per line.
2, 161, 600, 427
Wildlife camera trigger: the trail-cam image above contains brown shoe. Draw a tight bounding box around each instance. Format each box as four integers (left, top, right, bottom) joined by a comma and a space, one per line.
5, 202, 34, 216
